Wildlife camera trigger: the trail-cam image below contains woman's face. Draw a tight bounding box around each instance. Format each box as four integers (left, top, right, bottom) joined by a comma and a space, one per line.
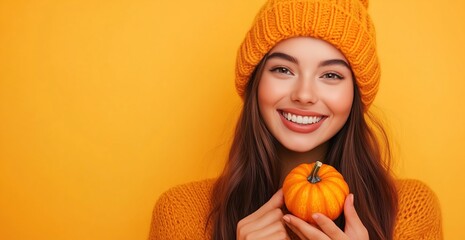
258, 37, 354, 153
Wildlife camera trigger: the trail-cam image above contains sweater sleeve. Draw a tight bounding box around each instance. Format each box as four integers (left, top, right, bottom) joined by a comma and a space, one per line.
394, 179, 443, 240
148, 179, 214, 240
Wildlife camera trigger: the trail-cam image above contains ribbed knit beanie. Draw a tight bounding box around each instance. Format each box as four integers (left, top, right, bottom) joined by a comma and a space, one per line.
235, 0, 379, 110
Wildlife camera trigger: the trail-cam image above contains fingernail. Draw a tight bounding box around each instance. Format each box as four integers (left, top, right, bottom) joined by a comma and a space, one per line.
312, 213, 319, 220
350, 193, 354, 204
283, 215, 291, 223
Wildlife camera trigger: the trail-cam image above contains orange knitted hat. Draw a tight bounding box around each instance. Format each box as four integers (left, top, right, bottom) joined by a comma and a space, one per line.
235, 0, 379, 109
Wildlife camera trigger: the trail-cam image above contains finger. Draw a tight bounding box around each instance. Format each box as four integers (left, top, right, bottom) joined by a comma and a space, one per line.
240, 189, 284, 225
247, 221, 290, 240
239, 208, 284, 236
256, 189, 284, 214
312, 213, 348, 240
343, 194, 369, 238
283, 214, 330, 240
344, 194, 364, 227
282, 216, 307, 240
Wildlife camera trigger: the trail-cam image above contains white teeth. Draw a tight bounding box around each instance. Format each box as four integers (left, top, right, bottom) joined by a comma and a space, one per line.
284, 112, 291, 121
303, 116, 309, 124
282, 111, 322, 125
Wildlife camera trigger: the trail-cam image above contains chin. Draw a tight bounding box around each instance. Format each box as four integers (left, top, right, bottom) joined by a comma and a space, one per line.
282, 142, 321, 153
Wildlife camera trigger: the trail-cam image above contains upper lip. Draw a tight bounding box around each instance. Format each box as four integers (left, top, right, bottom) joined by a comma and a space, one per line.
279, 108, 326, 117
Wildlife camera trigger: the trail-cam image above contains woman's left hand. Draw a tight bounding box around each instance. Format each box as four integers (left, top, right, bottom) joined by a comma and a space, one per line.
283, 194, 369, 240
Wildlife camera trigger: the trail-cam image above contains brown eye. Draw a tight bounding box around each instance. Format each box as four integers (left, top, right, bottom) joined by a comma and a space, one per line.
271, 67, 293, 75
322, 72, 343, 79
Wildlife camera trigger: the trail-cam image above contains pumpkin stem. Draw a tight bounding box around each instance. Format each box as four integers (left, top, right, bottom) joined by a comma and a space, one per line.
307, 161, 322, 184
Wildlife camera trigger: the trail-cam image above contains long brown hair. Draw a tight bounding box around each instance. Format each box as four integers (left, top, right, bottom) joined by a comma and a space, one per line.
209, 54, 398, 239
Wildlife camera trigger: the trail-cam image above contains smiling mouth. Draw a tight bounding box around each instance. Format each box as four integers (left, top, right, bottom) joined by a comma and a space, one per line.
281, 111, 324, 125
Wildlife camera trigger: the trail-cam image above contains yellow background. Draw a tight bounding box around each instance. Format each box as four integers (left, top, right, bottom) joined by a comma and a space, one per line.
1, 0, 464, 239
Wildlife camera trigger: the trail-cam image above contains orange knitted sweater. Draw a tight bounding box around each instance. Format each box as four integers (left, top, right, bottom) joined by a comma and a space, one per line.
149, 179, 442, 239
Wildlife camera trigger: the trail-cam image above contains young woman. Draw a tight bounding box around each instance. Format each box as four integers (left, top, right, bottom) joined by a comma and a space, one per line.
149, 0, 443, 239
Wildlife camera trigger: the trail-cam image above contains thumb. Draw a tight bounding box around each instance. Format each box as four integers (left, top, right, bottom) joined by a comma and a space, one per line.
265, 189, 285, 209
344, 194, 364, 227
343, 194, 369, 238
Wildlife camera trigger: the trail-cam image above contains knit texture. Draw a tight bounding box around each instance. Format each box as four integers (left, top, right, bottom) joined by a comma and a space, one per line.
235, 0, 380, 109
393, 179, 443, 239
149, 179, 213, 239
149, 179, 443, 239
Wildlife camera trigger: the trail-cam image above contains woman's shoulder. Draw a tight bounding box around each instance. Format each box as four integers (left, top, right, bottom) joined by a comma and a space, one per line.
156, 178, 215, 203
393, 178, 443, 239
148, 178, 216, 240
395, 179, 441, 211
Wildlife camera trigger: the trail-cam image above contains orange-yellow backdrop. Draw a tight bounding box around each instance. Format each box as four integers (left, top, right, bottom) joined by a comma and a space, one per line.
1, 0, 464, 239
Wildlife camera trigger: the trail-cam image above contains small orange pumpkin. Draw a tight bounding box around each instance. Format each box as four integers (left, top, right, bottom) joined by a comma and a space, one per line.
282, 161, 349, 223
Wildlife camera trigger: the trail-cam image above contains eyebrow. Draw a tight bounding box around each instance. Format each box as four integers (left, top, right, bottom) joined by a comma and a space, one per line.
266, 52, 350, 69
267, 52, 299, 64
318, 59, 350, 69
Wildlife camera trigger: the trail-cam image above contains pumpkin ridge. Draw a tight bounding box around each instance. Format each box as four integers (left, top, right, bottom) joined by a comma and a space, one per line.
324, 178, 349, 195
320, 170, 343, 179
320, 181, 342, 218
300, 182, 313, 220
317, 164, 330, 176
315, 183, 327, 216
288, 181, 307, 219
319, 163, 338, 175
286, 181, 306, 214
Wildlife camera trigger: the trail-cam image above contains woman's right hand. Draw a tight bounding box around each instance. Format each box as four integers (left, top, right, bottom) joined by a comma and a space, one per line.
236, 189, 290, 240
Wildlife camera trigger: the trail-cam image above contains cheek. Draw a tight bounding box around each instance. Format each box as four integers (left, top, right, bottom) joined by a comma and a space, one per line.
322, 83, 354, 116
257, 76, 288, 131
257, 78, 272, 123
257, 76, 285, 109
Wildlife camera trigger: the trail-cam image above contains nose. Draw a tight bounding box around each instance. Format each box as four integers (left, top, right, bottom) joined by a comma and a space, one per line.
290, 77, 317, 104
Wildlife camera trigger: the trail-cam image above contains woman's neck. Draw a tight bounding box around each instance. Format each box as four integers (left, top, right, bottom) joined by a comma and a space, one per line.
278, 142, 328, 185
